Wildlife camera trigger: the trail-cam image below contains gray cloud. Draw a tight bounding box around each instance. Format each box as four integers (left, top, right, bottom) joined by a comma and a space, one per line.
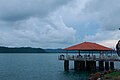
0, 0, 71, 21
83, 0, 120, 31
0, 0, 76, 48
81, 0, 120, 48
1, 0, 119, 48
0, 16, 76, 48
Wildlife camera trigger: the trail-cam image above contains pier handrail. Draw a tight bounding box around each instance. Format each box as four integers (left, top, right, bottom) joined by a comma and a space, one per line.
58, 54, 120, 61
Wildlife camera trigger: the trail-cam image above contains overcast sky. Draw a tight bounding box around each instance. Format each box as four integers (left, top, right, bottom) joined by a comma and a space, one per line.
0, 0, 119, 48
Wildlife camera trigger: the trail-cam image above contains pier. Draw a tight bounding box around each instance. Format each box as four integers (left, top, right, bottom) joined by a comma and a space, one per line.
58, 42, 120, 71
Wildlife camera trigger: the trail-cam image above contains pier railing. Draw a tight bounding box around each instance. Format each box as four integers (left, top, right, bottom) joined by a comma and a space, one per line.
58, 54, 120, 61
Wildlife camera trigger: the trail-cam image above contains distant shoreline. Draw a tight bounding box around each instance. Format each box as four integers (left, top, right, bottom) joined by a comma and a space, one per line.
0, 46, 116, 53
0, 46, 67, 53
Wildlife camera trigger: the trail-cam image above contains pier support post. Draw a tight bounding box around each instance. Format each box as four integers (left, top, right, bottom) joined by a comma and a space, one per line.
64, 60, 69, 71
79, 61, 85, 70
86, 61, 96, 71
74, 61, 85, 71
105, 61, 109, 71
92, 61, 96, 70
110, 62, 114, 70
99, 61, 104, 71
86, 61, 90, 70
74, 61, 77, 70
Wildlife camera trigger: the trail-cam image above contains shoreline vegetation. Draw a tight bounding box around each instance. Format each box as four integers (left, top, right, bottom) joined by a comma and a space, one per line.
89, 69, 120, 80
104, 70, 120, 80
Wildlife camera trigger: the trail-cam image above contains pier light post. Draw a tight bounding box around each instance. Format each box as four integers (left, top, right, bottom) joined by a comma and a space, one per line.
78, 50, 80, 56
100, 51, 103, 59
111, 51, 112, 56
66, 50, 68, 59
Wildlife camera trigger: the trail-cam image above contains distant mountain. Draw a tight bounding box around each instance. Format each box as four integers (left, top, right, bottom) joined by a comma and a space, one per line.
0, 46, 91, 53
44, 49, 79, 53
0, 46, 46, 53
45, 49, 66, 53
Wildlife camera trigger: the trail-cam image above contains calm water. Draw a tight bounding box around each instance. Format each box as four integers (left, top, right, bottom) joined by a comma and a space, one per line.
0, 53, 119, 80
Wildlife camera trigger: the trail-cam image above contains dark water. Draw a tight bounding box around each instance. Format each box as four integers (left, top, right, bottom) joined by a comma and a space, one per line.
0, 53, 119, 80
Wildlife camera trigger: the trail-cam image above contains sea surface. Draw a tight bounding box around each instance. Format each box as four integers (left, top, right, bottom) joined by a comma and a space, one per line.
0, 53, 119, 80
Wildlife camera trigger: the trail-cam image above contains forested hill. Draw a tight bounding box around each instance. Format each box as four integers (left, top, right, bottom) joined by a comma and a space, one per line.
0, 46, 46, 53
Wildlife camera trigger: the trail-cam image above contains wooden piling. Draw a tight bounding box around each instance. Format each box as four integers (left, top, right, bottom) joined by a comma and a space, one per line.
105, 61, 109, 71
99, 61, 104, 71
64, 60, 69, 71
110, 62, 114, 70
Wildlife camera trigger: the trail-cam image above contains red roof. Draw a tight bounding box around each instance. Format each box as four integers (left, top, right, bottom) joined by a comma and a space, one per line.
65, 42, 112, 51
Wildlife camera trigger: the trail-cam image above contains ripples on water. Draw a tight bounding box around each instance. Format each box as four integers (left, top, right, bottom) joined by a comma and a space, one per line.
0, 53, 119, 80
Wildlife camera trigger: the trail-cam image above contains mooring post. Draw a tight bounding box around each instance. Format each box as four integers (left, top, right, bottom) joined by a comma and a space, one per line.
110, 62, 114, 70
105, 61, 109, 71
99, 61, 104, 71
64, 60, 69, 71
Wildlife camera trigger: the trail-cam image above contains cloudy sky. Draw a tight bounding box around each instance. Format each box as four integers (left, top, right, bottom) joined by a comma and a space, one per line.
0, 0, 119, 49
